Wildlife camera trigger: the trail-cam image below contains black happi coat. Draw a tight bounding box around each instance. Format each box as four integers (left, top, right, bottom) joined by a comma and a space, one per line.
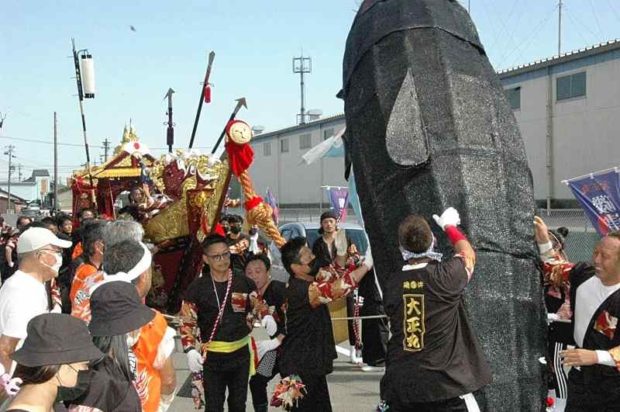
184, 270, 256, 370
382, 257, 492, 404
280, 277, 337, 377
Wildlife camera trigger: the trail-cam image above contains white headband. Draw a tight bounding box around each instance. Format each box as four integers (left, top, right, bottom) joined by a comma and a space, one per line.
91, 242, 152, 293
399, 235, 443, 262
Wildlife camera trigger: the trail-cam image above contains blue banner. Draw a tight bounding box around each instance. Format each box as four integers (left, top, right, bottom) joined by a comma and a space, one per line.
326, 187, 349, 222
567, 170, 620, 236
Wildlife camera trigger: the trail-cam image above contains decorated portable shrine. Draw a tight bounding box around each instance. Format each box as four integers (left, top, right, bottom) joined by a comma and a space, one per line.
71, 126, 157, 219
70, 118, 285, 313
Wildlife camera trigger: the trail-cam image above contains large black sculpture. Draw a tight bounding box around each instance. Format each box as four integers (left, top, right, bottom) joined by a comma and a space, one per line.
341, 1, 545, 410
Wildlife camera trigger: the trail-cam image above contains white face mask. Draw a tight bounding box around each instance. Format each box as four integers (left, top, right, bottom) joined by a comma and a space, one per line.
41, 251, 62, 274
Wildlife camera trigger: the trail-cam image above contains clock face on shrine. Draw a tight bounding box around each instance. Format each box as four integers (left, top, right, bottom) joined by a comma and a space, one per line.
227, 120, 253, 145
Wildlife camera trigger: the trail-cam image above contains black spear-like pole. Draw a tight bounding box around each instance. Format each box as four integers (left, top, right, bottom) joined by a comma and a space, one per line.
164, 88, 175, 153
188, 51, 215, 149
211, 97, 247, 154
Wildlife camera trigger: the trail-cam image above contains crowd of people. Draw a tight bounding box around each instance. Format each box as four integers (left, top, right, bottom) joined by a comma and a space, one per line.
0, 201, 617, 412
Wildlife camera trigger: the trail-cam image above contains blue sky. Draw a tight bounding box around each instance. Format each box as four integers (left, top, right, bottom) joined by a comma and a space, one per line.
1, 0, 619, 180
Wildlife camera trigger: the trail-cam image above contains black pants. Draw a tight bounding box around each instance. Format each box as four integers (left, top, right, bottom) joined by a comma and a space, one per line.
290, 374, 331, 412
547, 321, 573, 399
203, 361, 249, 412
360, 300, 388, 366
249, 372, 278, 410
388, 396, 470, 412
566, 368, 620, 411
346, 295, 357, 347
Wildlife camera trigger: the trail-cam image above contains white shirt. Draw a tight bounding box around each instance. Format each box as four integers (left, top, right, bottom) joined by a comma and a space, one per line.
574, 276, 620, 347
574, 276, 620, 367
0, 270, 49, 340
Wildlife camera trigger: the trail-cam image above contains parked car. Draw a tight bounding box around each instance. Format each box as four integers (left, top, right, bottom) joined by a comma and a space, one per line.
269, 221, 369, 282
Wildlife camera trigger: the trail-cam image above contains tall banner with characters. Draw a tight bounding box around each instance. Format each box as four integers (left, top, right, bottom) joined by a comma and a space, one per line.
565, 168, 620, 236
326, 187, 349, 222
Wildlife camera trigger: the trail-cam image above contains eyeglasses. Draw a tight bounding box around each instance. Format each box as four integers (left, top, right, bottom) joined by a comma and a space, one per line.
206, 251, 231, 261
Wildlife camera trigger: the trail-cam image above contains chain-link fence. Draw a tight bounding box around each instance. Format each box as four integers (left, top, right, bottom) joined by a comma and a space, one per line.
228, 206, 601, 263
536, 208, 600, 263
276, 207, 601, 263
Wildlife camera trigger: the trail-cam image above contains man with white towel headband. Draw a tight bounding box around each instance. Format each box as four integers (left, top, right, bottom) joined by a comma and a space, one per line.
91, 239, 177, 412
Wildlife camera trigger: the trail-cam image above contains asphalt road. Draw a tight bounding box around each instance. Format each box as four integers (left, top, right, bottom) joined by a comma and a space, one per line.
168, 330, 383, 412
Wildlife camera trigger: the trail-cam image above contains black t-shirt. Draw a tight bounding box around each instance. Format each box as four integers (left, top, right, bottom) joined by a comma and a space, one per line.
227, 234, 251, 275
184, 270, 256, 369
382, 257, 492, 403
279, 277, 337, 377
312, 237, 337, 268
263, 280, 287, 337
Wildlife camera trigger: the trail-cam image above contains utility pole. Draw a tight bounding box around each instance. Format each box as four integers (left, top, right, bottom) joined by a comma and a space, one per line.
102, 138, 110, 161
4, 145, 15, 213
558, 0, 563, 56
17, 164, 22, 182
53, 112, 58, 213
292, 55, 312, 125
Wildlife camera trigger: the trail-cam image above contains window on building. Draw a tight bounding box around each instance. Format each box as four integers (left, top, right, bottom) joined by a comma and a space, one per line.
505, 86, 521, 110
280, 138, 289, 153
323, 128, 334, 140
299, 134, 312, 149
557, 72, 586, 101
263, 142, 271, 157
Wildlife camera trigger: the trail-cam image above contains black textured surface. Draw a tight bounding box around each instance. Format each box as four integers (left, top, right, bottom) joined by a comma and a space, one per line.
342, 1, 546, 410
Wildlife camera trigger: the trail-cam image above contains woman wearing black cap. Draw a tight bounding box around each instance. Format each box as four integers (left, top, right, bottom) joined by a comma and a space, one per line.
6, 313, 104, 412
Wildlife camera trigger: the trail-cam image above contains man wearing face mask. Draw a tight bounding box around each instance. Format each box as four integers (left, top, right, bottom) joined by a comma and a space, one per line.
70, 220, 108, 323
226, 214, 251, 276
0, 227, 71, 375
278, 237, 373, 411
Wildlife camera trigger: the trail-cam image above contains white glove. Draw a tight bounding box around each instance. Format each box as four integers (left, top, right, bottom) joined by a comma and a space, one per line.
249, 230, 260, 254
7, 262, 14, 268
335, 229, 348, 256
256, 337, 282, 360
186, 349, 204, 373
362, 244, 374, 270
432, 207, 461, 230
261, 315, 278, 336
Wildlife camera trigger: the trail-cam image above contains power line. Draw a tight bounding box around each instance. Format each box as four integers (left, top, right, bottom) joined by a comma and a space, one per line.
499, 4, 558, 69
0, 135, 104, 149
588, 0, 604, 39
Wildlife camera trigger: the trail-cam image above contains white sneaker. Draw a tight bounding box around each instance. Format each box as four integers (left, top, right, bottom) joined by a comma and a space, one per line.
349, 347, 361, 364
361, 365, 385, 372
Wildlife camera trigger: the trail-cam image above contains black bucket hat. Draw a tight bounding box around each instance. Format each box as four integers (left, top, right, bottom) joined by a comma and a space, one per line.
12, 313, 104, 367
89, 281, 156, 337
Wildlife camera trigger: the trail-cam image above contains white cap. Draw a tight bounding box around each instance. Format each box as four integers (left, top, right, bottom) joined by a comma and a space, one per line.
17, 228, 73, 254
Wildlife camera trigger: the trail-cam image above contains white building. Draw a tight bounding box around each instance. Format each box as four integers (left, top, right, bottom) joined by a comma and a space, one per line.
251, 41, 620, 208
0, 169, 51, 204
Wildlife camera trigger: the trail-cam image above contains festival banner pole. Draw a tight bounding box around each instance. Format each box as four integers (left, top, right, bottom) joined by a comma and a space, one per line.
164, 88, 175, 153
188, 51, 215, 149
211, 97, 247, 154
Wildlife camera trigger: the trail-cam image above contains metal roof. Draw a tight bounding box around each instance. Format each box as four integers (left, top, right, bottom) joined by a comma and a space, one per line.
498, 39, 620, 79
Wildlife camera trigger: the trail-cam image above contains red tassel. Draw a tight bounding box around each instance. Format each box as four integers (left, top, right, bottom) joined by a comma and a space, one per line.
204, 84, 211, 103
213, 223, 226, 237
